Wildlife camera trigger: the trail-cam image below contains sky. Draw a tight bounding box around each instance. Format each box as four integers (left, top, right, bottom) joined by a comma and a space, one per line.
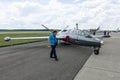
0, 0, 120, 29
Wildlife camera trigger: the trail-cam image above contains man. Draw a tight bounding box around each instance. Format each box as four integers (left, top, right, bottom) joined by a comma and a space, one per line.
48, 30, 58, 61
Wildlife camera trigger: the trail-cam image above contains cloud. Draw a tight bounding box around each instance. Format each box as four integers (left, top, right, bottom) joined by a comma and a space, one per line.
0, 0, 120, 29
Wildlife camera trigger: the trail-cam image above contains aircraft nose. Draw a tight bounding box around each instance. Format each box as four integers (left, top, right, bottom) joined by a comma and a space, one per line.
100, 40, 104, 45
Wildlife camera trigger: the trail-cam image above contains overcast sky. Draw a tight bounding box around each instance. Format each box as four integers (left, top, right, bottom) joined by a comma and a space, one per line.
0, 0, 120, 29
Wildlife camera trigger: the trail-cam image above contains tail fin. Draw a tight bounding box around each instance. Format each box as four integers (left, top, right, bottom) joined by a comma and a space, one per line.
96, 26, 100, 31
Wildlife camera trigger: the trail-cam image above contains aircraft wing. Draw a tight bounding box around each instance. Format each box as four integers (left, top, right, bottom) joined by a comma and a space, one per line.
4, 36, 49, 41
4, 36, 64, 41
3, 25, 69, 42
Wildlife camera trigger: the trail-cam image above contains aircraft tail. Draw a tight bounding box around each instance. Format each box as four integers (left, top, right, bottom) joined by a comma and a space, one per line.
96, 26, 100, 31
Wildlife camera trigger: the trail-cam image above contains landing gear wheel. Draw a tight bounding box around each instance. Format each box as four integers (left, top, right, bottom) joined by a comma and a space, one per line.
94, 49, 99, 55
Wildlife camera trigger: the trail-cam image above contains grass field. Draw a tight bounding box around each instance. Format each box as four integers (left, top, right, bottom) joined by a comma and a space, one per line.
0, 31, 50, 47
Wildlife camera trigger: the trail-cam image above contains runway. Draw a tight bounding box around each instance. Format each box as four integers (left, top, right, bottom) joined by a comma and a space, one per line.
0, 41, 93, 80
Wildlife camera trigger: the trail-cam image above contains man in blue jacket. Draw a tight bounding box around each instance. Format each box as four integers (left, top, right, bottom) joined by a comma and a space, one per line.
48, 30, 58, 61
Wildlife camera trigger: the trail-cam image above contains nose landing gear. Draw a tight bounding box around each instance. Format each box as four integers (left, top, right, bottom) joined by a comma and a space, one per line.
94, 47, 100, 55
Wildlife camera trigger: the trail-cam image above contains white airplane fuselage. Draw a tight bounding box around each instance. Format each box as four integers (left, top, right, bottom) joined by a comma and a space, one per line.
57, 29, 103, 47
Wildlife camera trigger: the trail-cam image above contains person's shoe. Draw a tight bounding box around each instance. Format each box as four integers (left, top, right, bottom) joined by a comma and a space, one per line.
55, 58, 59, 61
50, 56, 55, 58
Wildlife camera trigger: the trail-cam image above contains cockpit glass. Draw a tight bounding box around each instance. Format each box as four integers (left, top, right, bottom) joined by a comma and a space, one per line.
83, 31, 89, 36
83, 30, 92, 38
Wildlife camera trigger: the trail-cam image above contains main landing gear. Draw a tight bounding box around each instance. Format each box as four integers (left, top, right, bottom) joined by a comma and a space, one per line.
94, 47, 100, 55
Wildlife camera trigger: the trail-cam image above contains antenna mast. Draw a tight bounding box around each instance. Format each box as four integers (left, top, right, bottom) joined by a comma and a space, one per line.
76, 23, 78, 30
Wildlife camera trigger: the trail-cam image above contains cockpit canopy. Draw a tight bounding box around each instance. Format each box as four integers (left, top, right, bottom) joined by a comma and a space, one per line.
66, 29, 91, 36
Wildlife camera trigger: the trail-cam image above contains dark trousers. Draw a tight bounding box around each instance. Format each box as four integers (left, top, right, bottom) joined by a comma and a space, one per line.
50, 45, 57, 59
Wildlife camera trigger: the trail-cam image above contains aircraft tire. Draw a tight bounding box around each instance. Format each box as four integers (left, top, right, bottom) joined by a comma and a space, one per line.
94, 49, 99, 55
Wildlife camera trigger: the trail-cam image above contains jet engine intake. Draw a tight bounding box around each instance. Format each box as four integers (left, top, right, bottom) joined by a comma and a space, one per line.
65, 36, 70, 41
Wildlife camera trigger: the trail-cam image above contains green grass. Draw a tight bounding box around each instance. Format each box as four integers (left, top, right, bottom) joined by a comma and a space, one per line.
0, 31, 50, 47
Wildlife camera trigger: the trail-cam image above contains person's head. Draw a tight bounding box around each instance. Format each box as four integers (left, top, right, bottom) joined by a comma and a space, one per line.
53, 30, 57, 35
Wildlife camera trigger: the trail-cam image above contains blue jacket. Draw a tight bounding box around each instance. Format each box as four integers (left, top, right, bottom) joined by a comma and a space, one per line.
49, 34, 58, 46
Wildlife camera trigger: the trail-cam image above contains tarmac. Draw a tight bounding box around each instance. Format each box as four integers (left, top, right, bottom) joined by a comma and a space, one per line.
0, 40, 92, 80
74, 32, 120, 80
0, 32, 120, 80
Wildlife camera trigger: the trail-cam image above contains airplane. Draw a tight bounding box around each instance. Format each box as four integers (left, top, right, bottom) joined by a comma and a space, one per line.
89, 26, 100, 35
4, 24, 104, 55
84, 25, 120, 38
80, 26, 100, 35
79, 26, 105, 39
94, 27, 120, 38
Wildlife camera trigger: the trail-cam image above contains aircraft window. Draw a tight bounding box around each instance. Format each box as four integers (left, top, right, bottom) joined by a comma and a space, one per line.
78, 30, 82, 35
74, 30, 77, 34
83, 31, 92, 38
77, 30, 80, 34
83, 31, 89, 36
72, 30, 75, 33
62, 30, 67, 32
81, 32, 85, 36
68, 30, 72, 33
67, 30, 70, 33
